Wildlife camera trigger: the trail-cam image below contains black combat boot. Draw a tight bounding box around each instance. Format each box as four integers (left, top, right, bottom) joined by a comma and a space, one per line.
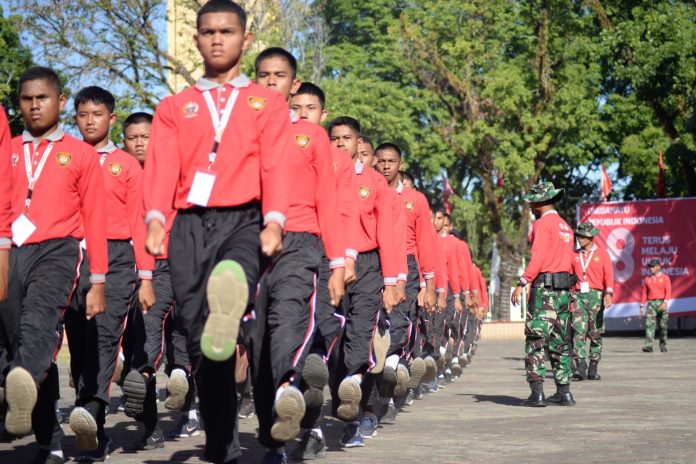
587, 360, 601, 380
522, 381, 546, 407
572, 359, 587, 381
547, 384, 576, 406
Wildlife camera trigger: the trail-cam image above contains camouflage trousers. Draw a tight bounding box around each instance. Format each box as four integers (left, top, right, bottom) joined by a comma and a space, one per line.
572, 290, 604, 361
524, 286, 571, 385
645, 299, 668, 348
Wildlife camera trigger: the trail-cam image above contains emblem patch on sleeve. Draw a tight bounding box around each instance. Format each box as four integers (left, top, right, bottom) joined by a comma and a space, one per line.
248, 96, 266, 111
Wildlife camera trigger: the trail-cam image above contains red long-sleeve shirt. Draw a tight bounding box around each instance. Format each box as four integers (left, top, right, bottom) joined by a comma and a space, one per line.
473, 265, 489, 309
454, 237, 474, 293
398, 184, 436, 281
0, 106, 11, 249
96, 142, 154, 278
439, 233, 461, 294
641, 273, 671, 304
284, 117, 343, 266
388, 187, 408, 282
521, 210, 574, 285
143, 75, 291, 228
331, 146, 361, 259
10, 129, 108, 281
433, 227, 447, 294
571, 244, 614, 293
347, 161, 398, 285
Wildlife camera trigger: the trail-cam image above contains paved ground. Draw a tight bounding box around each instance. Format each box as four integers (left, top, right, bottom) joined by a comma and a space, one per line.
2, 336, 695, 463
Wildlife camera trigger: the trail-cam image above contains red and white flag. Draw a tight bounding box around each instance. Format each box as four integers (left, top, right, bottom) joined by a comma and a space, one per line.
600, 163, 612, 201
442, 171, 455, 214
657, 151, 665, 197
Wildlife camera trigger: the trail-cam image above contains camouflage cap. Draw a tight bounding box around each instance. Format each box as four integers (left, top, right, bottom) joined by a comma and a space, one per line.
523, 181, 564, 204
574, 221, 599, 238
647, 258, 660, 267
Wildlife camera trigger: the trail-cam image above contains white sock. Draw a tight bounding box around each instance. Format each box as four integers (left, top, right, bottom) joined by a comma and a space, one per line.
439, 346, 446, 356
350, 374, 362, 385
188, 408, 198, 420
171, 368, 187, 379
385, 355, 399, 371
389, 398, 395, 406
452, 357, 459, 365
312, 427, 323, 439
51, 450, 64, 459
118, 351, 125, 362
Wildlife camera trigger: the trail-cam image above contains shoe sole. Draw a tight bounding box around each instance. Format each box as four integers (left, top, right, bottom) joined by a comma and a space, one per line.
164, 374, 189, 411
451, 363, 463, 377
302, 354, 329, 409
5, 368, 37, 436
394, 365, 410, 398
407, 358, 426, 389
69, 407, 99, 451
378, 366, 398, 398
423, 357, 437, 382
202, 260, 248, 362
370, 329, 390, 374
122, 371, 147, 418
171, 429, 201, 438
337, 379, 362, 421
271, 388, 306, 442
522, 401, 547, 407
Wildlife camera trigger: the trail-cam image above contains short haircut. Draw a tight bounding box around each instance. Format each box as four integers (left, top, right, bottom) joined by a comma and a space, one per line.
123, 112, 153, 135
74, 86, 115, 113
434, 207, 446, 216
375, 142, 402, 158
294, 82, 326, 110
360, 134, 373, 149
197, 0, 247, 30
255, 47, 297, 78
401, 171, 415, 185
328, 116, 360, 136
18, 66, 62, 95
444, 213, 452, 222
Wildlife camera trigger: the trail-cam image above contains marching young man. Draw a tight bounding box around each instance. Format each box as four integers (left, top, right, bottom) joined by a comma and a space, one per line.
143, 2, 292, 463
289, 82, 360, 459
375, 142, 435, 420
1, 66, 107, 464
66, 85, 155, 461
253, 47, 345, 463
328, 116, 399, 447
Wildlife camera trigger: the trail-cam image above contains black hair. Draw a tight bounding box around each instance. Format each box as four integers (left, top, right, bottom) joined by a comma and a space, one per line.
197, 0, 247, 31
360, 134, 373, 149
74, 86, 115, 113
294, 82, 326, 110
375, 142, 402, 158
18, 66, 62, 95
255, 47, 298, 78
433, 207, 446, 216
328, 116, 360, 136
444, 213, 452, 222
401, 171, 415, 185
123, 112, 153, 135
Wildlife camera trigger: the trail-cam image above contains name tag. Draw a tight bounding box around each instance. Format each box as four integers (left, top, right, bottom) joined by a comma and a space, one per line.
580, 281, 590, 294
187, 170, 216, 207
12, 214, 37, 246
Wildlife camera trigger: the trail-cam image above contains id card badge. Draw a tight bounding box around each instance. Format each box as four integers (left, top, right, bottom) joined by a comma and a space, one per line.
187, 170, 216, 207
580, 281, 590, 294
12, 214, 37, 246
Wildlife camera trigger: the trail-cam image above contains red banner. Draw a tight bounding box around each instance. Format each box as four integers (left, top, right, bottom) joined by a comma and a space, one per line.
577, 198, 696, 318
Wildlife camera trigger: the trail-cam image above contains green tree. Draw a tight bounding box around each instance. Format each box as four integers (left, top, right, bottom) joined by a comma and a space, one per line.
589, 0, 696, 198
0, 6, 33, 134
399, 1, 608, 318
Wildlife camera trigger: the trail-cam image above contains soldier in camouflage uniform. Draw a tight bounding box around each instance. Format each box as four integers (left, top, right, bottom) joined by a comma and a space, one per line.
640, 258, 671, 353
570, 222, 614, 381
512, 182, 576, 407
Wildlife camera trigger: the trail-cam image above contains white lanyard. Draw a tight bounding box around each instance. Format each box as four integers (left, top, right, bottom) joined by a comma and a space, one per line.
23, 141, 55, 212
579, 249, 595, 279
202, 87, 240, 168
